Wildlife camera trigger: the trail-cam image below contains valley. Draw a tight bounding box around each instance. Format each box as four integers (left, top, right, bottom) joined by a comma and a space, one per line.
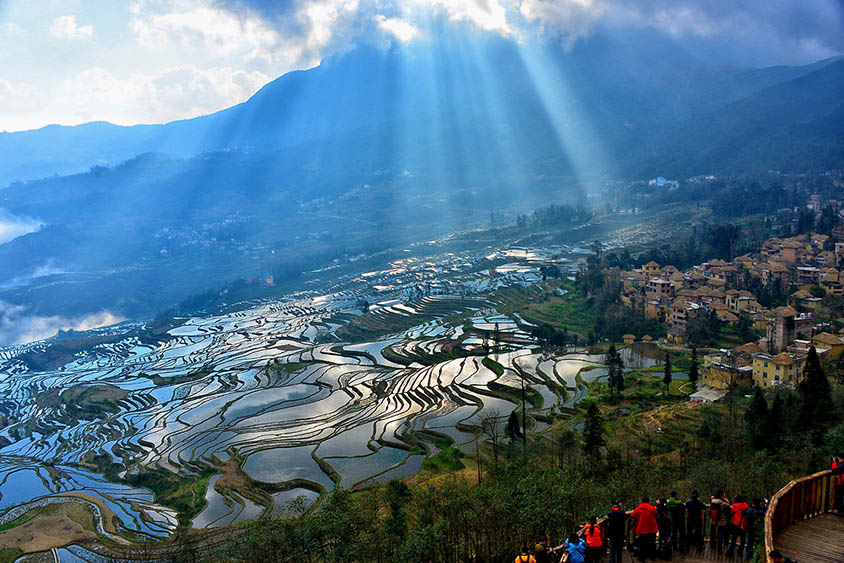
0, 210, 677, 556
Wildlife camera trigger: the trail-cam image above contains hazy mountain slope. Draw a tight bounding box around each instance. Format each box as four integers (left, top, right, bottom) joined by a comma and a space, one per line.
634, 59, 844, 177
1, 39, 839, 188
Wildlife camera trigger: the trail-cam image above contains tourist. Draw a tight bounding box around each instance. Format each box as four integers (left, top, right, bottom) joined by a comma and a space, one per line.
744, 498, 766, 560
632, 497, 659, 562
515, 545, 535, 563
685, 491, 705, 551
553, 532, 587, 563
533, 535, 551, 563
726, 494, 749, 557
709, 490, 730, 552
768, 549, 795, 563
583, 517, 603, 563
655, 497, 672, 555
667, 491, 686, 553
833, 456, 844, 513
606, 501, 629, 563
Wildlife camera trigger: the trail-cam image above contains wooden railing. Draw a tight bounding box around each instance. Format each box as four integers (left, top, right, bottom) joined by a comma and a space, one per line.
765, 469, 835, 561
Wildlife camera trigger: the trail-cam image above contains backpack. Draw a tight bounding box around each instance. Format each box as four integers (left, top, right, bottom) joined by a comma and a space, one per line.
709, 500, 724, 523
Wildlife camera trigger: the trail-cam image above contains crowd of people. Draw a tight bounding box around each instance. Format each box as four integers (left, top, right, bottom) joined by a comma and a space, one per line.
496, 457, 844, 563
507, 490, 769, 563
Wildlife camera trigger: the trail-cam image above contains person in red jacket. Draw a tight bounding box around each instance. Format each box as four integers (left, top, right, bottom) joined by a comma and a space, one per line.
726, 495, 749, 557
632, 497, 658, 562
833, 456, 844, 513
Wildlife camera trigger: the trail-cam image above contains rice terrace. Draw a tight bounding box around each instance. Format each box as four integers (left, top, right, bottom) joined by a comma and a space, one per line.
0, 218, 673, 558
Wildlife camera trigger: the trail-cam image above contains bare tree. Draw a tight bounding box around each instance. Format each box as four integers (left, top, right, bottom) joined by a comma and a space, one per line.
480, 409, 502, 464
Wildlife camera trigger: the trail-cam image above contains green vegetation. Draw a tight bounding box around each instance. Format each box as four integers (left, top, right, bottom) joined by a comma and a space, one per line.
125, 466, 217, 527
421, 436, 466, 472
495, 281, 598, 343
482, 356, 504, 376
0, 548, 23, 563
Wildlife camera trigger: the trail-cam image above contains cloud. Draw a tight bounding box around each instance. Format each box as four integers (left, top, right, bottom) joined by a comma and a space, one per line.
0, 301, 125, 346
130, 1, 282, 63
1, 0, 843, 131
517, 0, 844, 58
430, 0, 512, 35
375, 14, 420, 43
49, 15, 94, 39
0, 209, 43, 244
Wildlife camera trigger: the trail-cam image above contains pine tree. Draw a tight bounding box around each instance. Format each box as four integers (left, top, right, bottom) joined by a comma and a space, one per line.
583, 401, 605, 460
798, 345, 833, 436
615, 352, 625, 394
766, 392, 785, 449
663, 352, 672, 393
745, 388, 769, 451
689, 347, 699, 386
506, 410, 522, 444
606, 343, 618, 397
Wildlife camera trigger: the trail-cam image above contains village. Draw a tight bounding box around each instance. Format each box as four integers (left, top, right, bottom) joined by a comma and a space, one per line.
608, 206, 844, 400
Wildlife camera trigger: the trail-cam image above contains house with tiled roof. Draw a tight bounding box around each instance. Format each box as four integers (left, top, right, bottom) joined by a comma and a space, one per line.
813, 332, 844, 360
789, 288, 822, 311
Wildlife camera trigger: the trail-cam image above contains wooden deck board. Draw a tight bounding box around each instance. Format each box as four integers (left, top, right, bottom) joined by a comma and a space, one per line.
776, 513, 844, 562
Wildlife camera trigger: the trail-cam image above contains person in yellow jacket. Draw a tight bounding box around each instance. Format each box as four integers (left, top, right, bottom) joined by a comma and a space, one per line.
515, 545, 536, 563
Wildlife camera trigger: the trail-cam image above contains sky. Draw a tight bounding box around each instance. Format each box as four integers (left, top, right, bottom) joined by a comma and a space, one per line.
0, 0, 842, 132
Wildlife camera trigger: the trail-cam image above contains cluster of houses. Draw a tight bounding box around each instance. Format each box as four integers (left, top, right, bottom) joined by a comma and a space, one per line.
611, 230, 844, 396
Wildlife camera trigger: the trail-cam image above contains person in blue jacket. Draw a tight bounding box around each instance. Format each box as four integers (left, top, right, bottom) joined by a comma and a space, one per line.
552, 532, 587, 563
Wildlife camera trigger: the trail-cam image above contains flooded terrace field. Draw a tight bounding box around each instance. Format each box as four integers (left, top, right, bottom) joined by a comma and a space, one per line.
0, 235, 667, 542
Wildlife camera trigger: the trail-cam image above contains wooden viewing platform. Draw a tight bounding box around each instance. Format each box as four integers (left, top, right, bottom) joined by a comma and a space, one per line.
766, 469, 844, 562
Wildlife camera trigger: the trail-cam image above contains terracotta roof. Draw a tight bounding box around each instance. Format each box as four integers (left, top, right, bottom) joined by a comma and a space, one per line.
670, 272, 685, 281
719, 311, 739, 322
734, 342, 763, 356
771, 352, 795, 364
772, 305, 799, 317
642, 335, 654, 342
644, 261, 660, 268
814, 332, 844, 346
623, 334, 635, 339
782, 240, 804, 249
790, 289, 814, 299
725, 289, 740, 295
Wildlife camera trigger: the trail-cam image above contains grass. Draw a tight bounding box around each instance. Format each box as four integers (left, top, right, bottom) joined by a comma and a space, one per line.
125, 466, 217, 527
494, 280, 597, 340
422, 436, 465, 472
482, 356, 504, 376
0, 549, 23, 563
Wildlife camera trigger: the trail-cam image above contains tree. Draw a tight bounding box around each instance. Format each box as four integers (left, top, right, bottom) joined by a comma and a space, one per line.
745, 388, 769, 451
798, 345, 833, 437
766, 392, 785, 448
506, 410, 522, 444
582, 401, 605, 462
663, 353, 672, 394
689, 347, 699, 386
481, 409, 502, 464
606, 343, 619, 397
384, 480, 412, 540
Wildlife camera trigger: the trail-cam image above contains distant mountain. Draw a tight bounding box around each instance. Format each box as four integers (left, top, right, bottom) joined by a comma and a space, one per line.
0, 35, 842, 335
633, 59, 844, 177
1, 36, 840, 188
